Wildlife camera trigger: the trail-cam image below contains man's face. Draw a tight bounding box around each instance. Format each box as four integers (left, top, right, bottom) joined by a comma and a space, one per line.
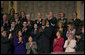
26, 14, 30, 20
34, 24, 37, 29
11, 22, 15, 27
21, 12, 25, 16
14, 14, 18, 19
49, 12, 53, 17
1, 31, 7, 37
60, 13, 64, 18
73, 13, 77, 18
37, 13, 41, 18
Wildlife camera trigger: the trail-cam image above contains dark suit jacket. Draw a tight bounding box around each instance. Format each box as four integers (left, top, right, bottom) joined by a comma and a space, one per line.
1, 36, 11, 54
58, 18, 68, 28
35, 19, 43, 28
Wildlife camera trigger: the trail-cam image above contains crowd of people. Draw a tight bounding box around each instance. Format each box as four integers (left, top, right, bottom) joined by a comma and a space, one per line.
1, 8, 84, 54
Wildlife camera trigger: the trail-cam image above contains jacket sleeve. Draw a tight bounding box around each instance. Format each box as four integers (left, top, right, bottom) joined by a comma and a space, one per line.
21, 37, 26, 46
1, 37, 10, 44
53, 39, 57, 48
14, 37, 21, 47
32, 42, 37, 49
26, 43, 31, 50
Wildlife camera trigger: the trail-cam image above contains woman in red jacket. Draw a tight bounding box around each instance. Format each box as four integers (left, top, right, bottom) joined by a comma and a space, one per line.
53, 30, 64, 52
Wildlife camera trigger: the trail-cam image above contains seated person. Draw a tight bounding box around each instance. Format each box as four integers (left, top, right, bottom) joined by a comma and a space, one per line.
53, 30, 64, 52
64, 33, 76, 52
26, 36, 38, 54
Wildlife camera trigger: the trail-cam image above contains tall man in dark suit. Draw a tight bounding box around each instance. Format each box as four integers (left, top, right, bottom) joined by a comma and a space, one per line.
26, 14, 34, 32
47, 12, 57, 52
71, 12, 82, 34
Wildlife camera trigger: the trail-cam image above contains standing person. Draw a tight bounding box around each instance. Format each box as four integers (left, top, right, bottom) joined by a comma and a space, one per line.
31, 23, 39, 42
8, 21, 19, 37
13, 13, 21, 28
8, 8, 15, 22
75, 26, 84, 51
26, 36, 38, 54
35, 12, 43, 28
71, 12, 82, 34
1, 30, 12, 54
44, 20, 52, 52
26, 14, 34, 32
2, 14, 10, 30
36, 28, 50, 53
58, 12, 68, 29
57, 21, 67, 41
66, 24, 76, 39
14, 30, 26, 54
19, 10, 27, 23
53, 31, 64, 52
21, 21, 29, 42
64, 33, 76, 52
47, 12, 57, 52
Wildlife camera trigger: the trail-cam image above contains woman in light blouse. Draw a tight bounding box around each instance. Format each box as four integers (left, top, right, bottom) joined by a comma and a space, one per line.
64, 33, 76, 52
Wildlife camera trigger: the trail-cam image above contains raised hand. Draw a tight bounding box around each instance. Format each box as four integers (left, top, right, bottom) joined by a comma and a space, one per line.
8, 33, 12, 39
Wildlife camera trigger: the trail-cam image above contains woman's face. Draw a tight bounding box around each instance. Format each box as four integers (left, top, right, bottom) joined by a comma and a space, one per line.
34, 24, 37, 29
69, 34, 73, 40
42, 20, 45, 25
18, 31, 22, 37
28, 37, 33, 42
56, 32, 60, 37
58, 22, 63, 27
23, 22, 27, 27
21, 11, 25, 16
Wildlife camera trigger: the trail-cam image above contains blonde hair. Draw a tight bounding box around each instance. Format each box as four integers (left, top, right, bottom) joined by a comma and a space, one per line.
68, 24, 75, 31
69, 33, 75, 39
58, 21, 63, 27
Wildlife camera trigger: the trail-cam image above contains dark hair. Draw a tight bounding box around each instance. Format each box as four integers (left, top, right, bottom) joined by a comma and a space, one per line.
9, 8, 15, 15
20, 10, 25, 16
60, 12, 65, 17
74, 11, 77, 16
57, 30, 63, 37
1, 30, 7, 34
